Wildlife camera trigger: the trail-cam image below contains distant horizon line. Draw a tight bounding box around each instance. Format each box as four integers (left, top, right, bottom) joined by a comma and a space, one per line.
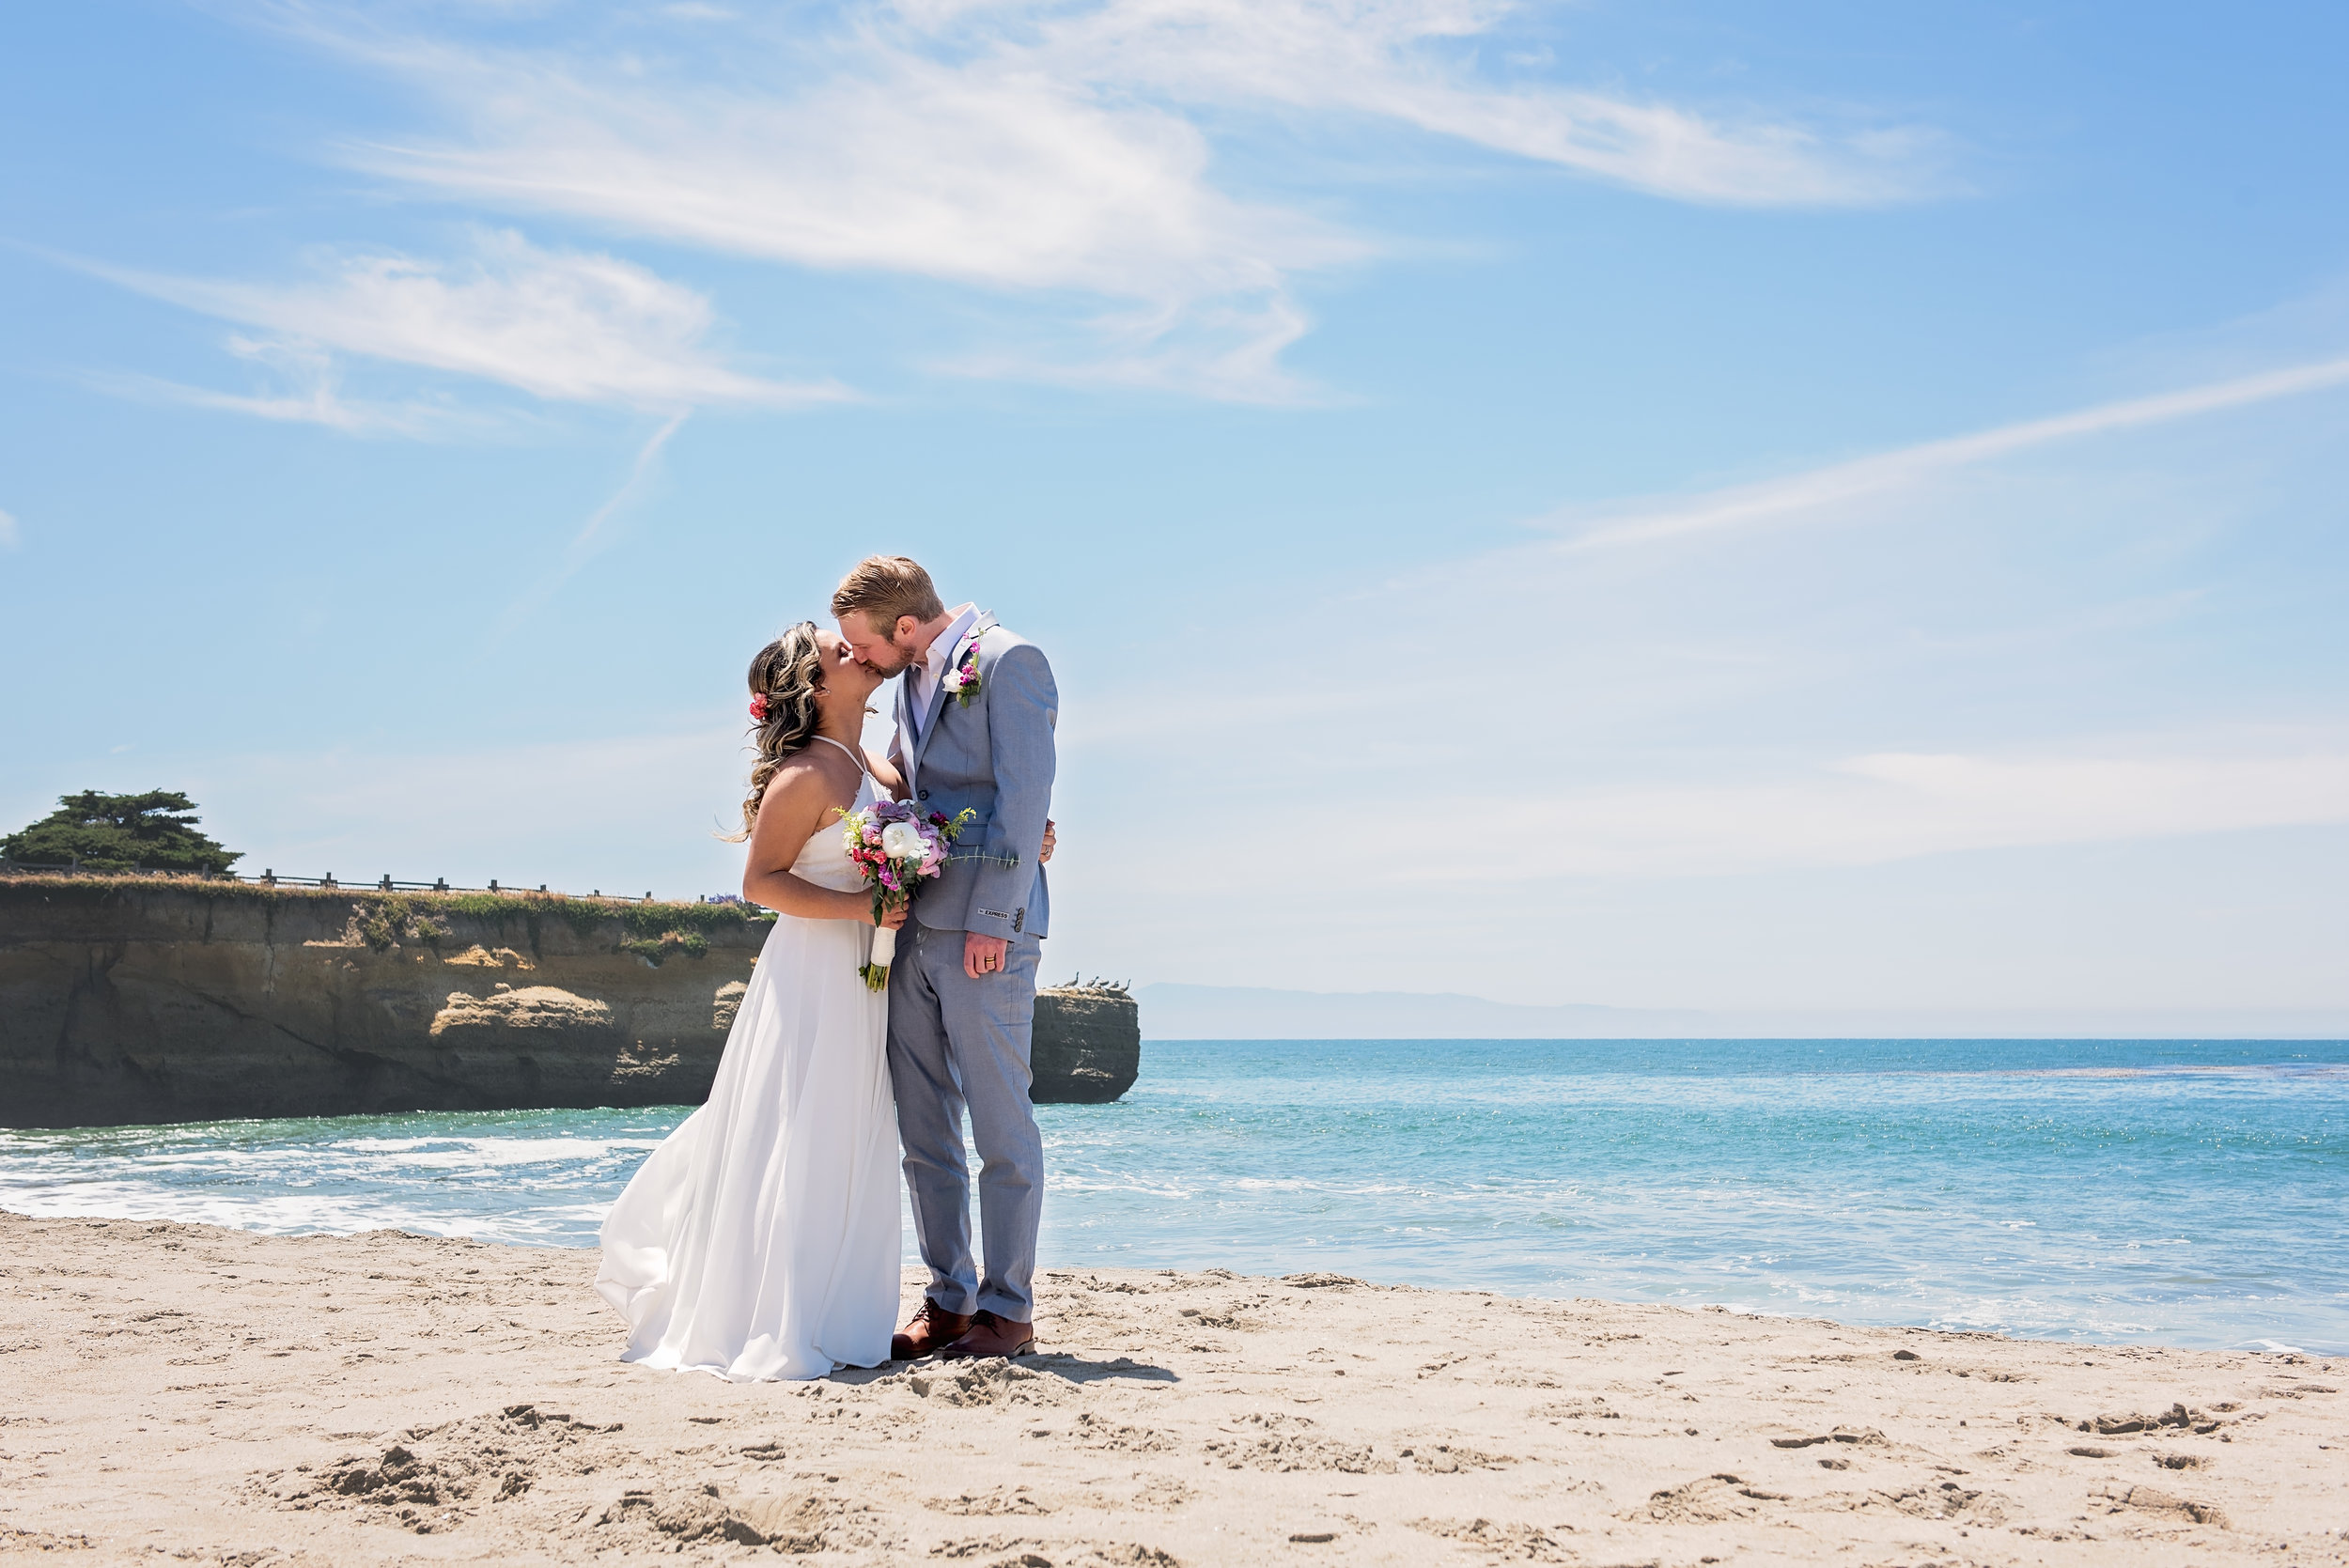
1133, 981, 2349, 1041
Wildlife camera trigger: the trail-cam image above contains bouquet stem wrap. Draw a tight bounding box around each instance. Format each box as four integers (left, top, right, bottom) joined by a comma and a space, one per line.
862, 910, 898, 992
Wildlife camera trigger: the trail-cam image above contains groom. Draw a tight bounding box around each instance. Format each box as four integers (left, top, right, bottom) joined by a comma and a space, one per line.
833, 555, 1058, 1361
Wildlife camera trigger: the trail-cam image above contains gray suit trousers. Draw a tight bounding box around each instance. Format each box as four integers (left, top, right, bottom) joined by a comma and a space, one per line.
886, 922, 1045, 1321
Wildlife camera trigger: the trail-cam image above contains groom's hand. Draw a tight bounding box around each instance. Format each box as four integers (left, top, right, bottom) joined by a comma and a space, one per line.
964, 932, 1009, 979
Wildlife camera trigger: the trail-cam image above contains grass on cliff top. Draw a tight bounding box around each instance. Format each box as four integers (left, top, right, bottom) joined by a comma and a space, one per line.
0, 874, 775, 942
429, 891, 772, 939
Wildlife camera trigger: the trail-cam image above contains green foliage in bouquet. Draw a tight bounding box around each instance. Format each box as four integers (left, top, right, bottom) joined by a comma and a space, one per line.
2, 789, 242, 874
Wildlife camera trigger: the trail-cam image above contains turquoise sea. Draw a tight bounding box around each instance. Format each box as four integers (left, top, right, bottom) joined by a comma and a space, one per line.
5, 1037, 2343, 1354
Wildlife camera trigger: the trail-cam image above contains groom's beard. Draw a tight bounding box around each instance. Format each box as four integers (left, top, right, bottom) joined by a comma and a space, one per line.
870, 645, 920, 677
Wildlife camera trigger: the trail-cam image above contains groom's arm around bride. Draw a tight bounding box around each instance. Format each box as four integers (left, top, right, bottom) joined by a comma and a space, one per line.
832, 555, 1058, 1361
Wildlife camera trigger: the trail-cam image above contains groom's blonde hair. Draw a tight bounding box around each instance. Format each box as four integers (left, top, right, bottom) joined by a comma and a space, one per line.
832, 555, 945, 633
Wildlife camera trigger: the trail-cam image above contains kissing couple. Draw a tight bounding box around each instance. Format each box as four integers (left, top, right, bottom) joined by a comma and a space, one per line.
595, 554, 1060, 1380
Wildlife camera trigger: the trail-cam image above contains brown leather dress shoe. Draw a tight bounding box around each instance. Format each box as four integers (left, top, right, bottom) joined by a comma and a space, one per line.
891, 1299, 974, 1361
937, 1310, 1035, 1360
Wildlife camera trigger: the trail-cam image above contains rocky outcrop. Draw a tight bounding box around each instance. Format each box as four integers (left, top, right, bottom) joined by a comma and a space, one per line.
0, 878, 1137, 1129
1030, 983, 1141, 1104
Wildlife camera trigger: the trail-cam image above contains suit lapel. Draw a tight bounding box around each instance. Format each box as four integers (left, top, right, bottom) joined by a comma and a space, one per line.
908, 678, 952, 787
907, 612, 997, 791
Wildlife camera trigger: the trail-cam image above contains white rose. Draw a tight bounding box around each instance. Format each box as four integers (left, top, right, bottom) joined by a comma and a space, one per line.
942, 665, 970, 691
879, 820, 929, 861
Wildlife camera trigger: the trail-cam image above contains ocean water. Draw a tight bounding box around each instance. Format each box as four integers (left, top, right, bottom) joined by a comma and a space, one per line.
4, 1037, 2343, 1354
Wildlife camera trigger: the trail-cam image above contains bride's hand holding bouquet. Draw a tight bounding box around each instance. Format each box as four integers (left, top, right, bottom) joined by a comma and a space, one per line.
837, 800, 975, 990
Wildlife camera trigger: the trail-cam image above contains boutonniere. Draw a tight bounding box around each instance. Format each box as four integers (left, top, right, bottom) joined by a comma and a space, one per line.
941, 644, 982, 706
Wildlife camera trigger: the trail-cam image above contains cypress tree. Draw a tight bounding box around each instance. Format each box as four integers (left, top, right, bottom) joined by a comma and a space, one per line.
3, 790, 242, 874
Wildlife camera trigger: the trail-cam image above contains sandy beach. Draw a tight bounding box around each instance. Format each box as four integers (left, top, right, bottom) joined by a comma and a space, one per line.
3, 1211, 2341, 1566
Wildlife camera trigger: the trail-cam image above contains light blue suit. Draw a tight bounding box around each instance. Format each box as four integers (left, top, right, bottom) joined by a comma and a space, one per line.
885, 612, 1057, 1321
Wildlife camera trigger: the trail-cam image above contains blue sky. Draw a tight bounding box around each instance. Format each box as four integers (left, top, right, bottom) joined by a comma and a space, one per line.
4, 0, 2346, 1019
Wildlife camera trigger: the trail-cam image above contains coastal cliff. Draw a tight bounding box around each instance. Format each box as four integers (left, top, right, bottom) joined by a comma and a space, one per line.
0, 878, 1139, 1129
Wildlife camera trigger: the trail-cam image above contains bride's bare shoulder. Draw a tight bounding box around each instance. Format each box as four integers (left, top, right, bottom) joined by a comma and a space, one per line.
755, 749, 857, 817
757, 752, 828, 799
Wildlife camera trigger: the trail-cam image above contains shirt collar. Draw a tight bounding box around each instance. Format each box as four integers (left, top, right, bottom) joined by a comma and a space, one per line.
922, 604, 980, 677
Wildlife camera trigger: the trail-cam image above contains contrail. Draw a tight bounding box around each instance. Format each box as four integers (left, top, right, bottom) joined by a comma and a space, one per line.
496, 411, 689, 638
1562, 353, 2349, 551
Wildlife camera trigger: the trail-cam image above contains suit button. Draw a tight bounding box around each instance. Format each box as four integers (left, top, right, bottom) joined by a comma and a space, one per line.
917, 789, 929, 800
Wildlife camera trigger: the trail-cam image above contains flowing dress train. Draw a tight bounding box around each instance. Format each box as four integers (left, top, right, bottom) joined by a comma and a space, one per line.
595, 762, 898, 1380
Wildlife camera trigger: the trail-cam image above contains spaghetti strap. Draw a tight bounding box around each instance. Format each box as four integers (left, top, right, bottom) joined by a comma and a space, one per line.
809, 734, 869, 776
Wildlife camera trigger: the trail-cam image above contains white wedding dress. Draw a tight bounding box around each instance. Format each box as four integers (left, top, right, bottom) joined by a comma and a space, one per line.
595, 742, 900, 1380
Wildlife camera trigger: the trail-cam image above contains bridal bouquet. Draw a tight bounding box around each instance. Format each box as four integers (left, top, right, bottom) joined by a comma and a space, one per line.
837, 799, 976, 991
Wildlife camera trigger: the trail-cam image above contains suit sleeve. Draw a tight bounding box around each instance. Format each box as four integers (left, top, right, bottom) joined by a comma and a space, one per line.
967, 643, 1057, 940
885, 683, 909, 779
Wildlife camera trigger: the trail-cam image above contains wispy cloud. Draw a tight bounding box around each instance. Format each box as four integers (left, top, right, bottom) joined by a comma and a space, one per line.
80, 230, 841, 416
934, 290, 1321, 403
1027, 0, 1942, 207
78, 337, 490, 436
87, 370, 388, 433
1448, 741, 2349, 878
1554, 353, 2349, 551
0, 507, 18, 549
1081, 724, 2349, 893
1066, 340, 2349, 907
250, 0, 1944, 398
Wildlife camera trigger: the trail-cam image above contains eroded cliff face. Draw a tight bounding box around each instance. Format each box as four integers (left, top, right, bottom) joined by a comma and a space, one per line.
0, 880, 761, 1128
0, 879, 1137, 1129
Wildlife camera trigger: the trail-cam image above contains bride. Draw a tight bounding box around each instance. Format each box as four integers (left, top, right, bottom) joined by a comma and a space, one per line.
595, 621, 910, 1380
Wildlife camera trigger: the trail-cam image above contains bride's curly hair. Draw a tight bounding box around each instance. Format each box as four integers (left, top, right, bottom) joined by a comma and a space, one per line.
725, 621, 829, 841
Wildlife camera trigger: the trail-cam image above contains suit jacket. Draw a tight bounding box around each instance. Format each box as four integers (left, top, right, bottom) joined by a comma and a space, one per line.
888, 613, 1057, 940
